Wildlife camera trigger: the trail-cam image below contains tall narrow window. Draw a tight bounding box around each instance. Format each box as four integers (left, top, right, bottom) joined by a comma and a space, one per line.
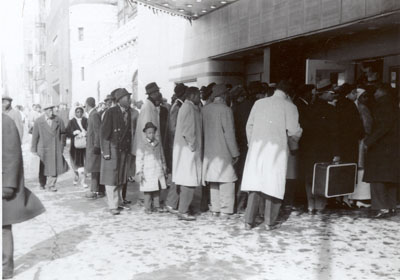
81, 67, 85, 81
78, 27, 84, 41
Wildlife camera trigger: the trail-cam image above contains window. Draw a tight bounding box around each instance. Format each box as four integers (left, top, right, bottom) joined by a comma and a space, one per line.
81, 67, 85, 81
78, 27, 84, 41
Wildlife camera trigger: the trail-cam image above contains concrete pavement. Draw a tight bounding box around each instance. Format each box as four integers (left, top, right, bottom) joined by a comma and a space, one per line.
9, 140, 400, 280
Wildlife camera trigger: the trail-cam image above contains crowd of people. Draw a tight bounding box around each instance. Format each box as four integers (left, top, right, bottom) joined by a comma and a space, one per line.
2, 72, 400, 231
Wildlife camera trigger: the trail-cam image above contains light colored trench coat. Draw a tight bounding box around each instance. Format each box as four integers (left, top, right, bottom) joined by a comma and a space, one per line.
136, 139, 167, 192
172, 100, 203, 187
31, 115, 69, 177
241, 90, 302, 199
202, 99, 240, 183
133, 99, 161, 156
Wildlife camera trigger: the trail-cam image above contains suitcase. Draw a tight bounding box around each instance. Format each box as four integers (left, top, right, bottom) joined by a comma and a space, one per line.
312, 162, 357, 198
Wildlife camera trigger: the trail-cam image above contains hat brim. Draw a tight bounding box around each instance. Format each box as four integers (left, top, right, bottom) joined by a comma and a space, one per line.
43, 106, 55, 110
116, 92, 132, 102
2, 97, 12, 101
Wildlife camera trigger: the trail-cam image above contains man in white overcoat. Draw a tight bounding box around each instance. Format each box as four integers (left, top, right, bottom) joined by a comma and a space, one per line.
202, 84, 240, 217
242, 81, 302, 230
172, 87, 203, 221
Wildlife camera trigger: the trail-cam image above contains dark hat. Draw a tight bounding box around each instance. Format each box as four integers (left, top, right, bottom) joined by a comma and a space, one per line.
230, 85, 246, 97
145, 82, 160, 95
2, 95, 12, 101
248, 81, 263, 94
85, 97, 96, 108
185, 87, 200, 97
104, 94, 113, 102
316, 79, 332, 92
143, 122, 157, 132
174, 83, 187, 99
109, 89, 119, 100
114, 88, 131, 102
210, 84, 228, 100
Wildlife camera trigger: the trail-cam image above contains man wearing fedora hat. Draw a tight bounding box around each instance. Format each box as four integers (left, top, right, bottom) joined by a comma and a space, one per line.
100, 88, 132, 215
302, 79, 342, 213
202, 84, 240, 218
133, 82, 163, 157
133, 82, 164, 207
165, 83, 188, 213
31, 103, 69, 192
2, 95, 24, 141
171, 87, 203, 220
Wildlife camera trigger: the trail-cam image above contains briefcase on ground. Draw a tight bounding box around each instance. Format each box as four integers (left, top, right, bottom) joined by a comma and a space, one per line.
312, 162, 357, 198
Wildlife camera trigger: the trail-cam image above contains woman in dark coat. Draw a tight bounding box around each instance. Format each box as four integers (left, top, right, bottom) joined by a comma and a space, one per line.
66, 106, 88, 187
3, 114, 45, 279
363, 85, 400, 217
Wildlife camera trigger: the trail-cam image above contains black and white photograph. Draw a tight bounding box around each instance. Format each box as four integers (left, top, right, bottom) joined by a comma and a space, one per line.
1, 0, 399, 279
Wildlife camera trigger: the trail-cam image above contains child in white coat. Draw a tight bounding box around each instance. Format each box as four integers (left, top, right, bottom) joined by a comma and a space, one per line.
136, 122, 167, 214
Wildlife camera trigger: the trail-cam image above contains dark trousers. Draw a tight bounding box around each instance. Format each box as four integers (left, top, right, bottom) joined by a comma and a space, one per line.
144, 191, 160, 211
39, 160, 46, 187
90, 172, 104, 193
122, 183, 128, 200
178, 186, 195, 214
283, 179, 298, 207
166, 183, 180, 209
200, 184, 210, 212
2, 225, 13, 278
371, 182, 397, 210
245, 192, 282, 226
305, 182, 327, 210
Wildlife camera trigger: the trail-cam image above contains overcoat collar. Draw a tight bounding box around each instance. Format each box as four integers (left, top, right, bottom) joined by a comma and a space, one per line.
39, 115, 60, 134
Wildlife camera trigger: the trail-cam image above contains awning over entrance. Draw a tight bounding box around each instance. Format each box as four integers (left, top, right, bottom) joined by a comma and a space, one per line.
131, 0, 238, 20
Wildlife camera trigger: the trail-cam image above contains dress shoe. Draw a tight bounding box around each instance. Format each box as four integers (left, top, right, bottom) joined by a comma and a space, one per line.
47, 186, 57, 192
123, 199, 131, 205
110, 209, 120, 215
265, 224, 279, 231
356, 201, 371, 208
118, 205, 131, 211
211, 211, 220, 217
85, 192, 97, 199
39, 185, 46, 190
220, 213, 233, 219
372, 209, 390, 218
165, 205, 179, 214
178, 213, 196, 221
144, 209, 153, 214
155, 207, 166, 213
96, 192, 105, 198
244, 223, 253, 230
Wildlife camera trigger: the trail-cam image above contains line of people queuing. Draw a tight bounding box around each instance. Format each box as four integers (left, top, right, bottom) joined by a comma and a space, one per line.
4, 74, 399, 232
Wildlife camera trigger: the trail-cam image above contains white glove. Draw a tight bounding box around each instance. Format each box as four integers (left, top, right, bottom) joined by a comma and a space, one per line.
73, 130, 81, 135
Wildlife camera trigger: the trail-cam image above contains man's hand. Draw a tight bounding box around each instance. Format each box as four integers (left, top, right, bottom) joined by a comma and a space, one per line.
2, 187, 15, 199
94, 147, 101, 155
103, 155, 111, 160
73, 130, 81, 135
332, 156, 341, 163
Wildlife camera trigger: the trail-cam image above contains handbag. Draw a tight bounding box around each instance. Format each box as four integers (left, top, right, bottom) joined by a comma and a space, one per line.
74, 135, 86, 149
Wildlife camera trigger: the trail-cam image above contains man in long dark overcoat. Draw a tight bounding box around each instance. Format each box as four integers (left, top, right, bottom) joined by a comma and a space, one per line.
31, 104, 69, 191
100, 89, 132, 215
363, 85, 400, 217
302, 80, 341, 213
85, 97, 105, 199
3, 114, 46, 279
